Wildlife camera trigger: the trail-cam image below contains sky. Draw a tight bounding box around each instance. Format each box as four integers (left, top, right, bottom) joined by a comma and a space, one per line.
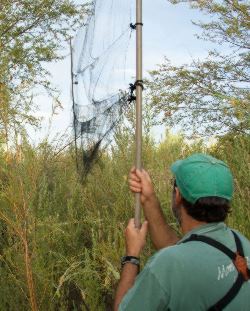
30, 0, 215, 144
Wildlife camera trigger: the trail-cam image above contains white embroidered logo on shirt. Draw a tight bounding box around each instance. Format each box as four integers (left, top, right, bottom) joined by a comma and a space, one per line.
217, 256, 249, 280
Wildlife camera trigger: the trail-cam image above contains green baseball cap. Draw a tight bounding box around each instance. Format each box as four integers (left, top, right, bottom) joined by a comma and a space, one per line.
171, 153, 233, 204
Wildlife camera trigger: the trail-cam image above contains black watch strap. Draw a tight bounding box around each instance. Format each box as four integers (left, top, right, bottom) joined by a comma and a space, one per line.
121, 256, 140, 268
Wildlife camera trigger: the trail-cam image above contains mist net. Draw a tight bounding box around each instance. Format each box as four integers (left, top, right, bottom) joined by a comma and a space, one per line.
72, 0, 135, 179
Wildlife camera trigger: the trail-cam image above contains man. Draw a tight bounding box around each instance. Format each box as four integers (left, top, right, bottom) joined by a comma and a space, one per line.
114, 153, 250, 311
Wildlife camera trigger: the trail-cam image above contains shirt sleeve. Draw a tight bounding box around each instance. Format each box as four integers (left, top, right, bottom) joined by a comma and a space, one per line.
118, 265, 169, 311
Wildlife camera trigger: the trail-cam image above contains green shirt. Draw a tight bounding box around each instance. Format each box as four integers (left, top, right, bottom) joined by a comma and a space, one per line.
119, 223, 250, 311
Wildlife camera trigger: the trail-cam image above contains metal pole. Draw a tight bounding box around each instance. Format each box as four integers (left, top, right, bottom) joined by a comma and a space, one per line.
135, 0, 143, 229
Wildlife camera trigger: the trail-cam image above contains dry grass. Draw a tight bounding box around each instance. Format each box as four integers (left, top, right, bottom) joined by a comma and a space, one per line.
0, 131, 249, 310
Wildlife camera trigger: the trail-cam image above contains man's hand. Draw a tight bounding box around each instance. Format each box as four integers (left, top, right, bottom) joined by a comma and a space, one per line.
128, 167, 155, 204
125, 218, 148, 257
128, 167, 179, 250
114, 218, 148, 311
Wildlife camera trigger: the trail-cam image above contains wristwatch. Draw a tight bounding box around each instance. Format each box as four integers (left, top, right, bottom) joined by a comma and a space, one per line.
121, 256, 140, 270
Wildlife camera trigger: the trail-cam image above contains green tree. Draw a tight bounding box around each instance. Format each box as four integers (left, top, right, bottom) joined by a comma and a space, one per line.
148, 0, 250, 137
0, 0, 89, 146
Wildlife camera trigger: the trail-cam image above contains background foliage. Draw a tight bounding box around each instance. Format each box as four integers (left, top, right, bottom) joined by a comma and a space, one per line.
0, 0, 89, 146
148, 0, 250, 136
0, 0, 249, 310
0, 129, 249, 310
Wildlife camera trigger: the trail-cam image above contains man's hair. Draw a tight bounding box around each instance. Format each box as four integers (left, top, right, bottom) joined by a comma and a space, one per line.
173, 180, 231, 222
182, 197, 231, 223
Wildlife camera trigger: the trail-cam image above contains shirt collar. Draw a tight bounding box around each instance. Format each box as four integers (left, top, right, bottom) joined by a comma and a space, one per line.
177, 222, 227, 244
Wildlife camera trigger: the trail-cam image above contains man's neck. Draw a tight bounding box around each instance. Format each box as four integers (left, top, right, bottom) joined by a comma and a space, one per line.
180, 210, 207, 235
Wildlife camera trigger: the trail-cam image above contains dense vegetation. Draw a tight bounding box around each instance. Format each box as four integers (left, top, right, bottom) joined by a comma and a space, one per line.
0, 0, 249, 310
0, 129, 249, 310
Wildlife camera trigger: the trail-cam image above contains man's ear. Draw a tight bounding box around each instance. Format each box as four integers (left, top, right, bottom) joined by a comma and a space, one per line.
175, 187, 182, 205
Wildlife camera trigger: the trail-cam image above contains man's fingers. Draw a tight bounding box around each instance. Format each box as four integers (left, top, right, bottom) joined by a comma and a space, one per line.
129, 186, 141, 193
130, 166, 136, 173
136, 168, 151, 182
142, 169, 151, 181
141, 220, 148, 235
129, 174, 140, 182
129, 180, 141, 188
129, 167, 151, 183
128, 218, 148, 231
135, 169, 144, 179
129, 166, 140, 181
127, 218, 135, 228
129, 167, 138, 179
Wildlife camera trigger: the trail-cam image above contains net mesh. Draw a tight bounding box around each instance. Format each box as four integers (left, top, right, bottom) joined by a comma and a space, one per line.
72, 0, 135, 179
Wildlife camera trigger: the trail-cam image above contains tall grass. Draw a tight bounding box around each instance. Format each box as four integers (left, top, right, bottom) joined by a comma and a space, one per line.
211, 134, 250, 237
0, 130, 249, 310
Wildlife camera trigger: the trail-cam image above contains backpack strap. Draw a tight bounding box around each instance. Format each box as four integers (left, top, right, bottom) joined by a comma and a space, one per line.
231, 231, 250, 281
207, 273, 245, 311
182, 234, 236, 261
182, 231, 250, 311
232, 231, 244, 257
